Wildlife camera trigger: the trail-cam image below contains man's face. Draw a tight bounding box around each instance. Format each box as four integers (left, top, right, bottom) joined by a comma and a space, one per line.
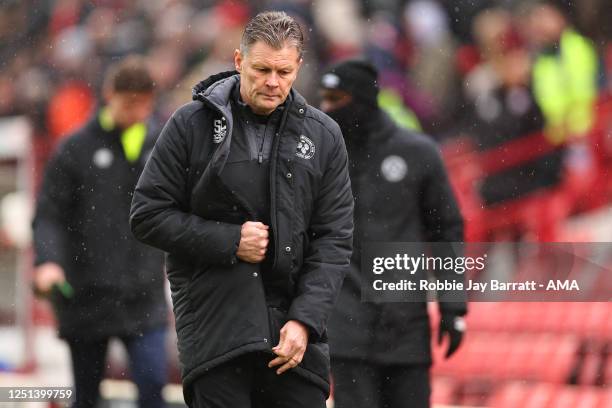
105, 91, 154, 129
319, 89, 353, 113
527, 5, 566, 48
234, 41, 302, 115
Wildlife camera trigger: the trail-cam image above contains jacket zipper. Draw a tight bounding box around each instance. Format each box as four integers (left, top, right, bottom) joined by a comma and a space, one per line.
258, 122, 268, 164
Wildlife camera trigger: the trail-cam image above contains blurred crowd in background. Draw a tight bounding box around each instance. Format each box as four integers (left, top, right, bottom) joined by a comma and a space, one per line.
0, 0, 612, 139
1, 0, 611, 168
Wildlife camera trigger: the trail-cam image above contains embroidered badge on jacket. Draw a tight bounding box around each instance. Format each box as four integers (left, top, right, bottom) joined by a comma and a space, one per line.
93, 148, 114, 169
296, 135, 316, 160
380, 155, 407, 182
213, 117, 227, 143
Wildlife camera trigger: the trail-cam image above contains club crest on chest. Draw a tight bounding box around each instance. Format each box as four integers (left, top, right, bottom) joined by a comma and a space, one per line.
93, 148, 114, 169
295, 135, 315, 160
380, 155, 407, 182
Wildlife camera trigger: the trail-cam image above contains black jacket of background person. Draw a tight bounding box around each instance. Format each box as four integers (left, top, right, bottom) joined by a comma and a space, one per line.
129, 72, 354, 395
33, 114, 167, 339
327, 110, 465, 365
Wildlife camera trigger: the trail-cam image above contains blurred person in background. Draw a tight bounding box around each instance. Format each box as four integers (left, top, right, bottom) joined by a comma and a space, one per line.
32, 56, 168, 408
362, 10, 437, 130
462, 7, 514, 107
130, 11, 353, 408
402, 0, 461, 133
517, 0, 600, 210
320, 59, 466, 408
461, 25, 560, 207
174, 1, 250, 110
523, 0, 599, 144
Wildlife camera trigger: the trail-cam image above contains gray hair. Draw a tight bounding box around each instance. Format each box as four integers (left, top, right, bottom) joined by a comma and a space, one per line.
240, 11, 304, 59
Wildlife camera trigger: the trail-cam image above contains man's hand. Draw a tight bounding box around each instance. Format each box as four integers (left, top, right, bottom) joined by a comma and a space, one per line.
236, 221, 269, 263
34, 262, 66, 295
438, 313, 466, 358
268, 320, 309, 375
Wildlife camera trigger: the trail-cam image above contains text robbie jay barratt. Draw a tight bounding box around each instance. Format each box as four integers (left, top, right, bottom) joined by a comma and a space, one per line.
372, 279, 581, 292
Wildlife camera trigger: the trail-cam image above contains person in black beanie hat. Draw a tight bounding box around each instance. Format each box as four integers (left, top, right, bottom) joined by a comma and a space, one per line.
320, 59, 467, 408
320, 59, 379, 141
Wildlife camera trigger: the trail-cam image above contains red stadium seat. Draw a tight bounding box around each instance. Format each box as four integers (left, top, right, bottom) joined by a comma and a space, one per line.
463, 302, 612, 340
488, 383, 610, 408
430, 376, 457, 405
433, 332, 579, 383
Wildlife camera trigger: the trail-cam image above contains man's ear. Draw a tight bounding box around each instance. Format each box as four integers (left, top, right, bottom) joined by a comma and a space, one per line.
234, 49, 243, 72
292, 57, 303, 79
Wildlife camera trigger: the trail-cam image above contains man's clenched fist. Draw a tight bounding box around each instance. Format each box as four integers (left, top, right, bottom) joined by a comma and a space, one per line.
236, 221, 269, 263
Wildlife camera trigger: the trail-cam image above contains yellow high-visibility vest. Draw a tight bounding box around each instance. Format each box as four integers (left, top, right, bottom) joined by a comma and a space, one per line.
378, 88, 422, 132
532, 29, 598, 144
99, 107, 147, 163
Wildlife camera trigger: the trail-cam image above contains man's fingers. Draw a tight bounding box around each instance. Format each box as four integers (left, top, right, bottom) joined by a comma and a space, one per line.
268, 354, 301, 374
275, 357, 300, 375
258, 239, 268, 251
268, 356, 286, 368
252, 254, 265, 263
273, 326, 287, 351
273, 340, 303, 362
272, 340, 294, 360
245, 221, 269, 230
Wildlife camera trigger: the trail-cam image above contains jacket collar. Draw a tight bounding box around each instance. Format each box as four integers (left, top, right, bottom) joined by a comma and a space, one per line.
189, 71, 308, 195
345, 109, 396, 152
370, 110, 398, 143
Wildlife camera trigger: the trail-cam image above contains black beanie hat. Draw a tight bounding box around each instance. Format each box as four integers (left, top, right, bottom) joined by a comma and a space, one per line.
320, 59, 379, 107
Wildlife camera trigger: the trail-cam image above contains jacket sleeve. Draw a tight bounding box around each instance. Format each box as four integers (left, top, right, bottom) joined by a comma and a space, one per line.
32, 142, 78, 267
420, 143, 467, 316
287, 126, 354, 339
130, 113, 241, 266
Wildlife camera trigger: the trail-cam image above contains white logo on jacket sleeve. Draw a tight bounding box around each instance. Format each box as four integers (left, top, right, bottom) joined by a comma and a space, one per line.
93, 148, 113, 169
295, 135, 316, 160
380, 155, 407, 182
213, 117, 227, 143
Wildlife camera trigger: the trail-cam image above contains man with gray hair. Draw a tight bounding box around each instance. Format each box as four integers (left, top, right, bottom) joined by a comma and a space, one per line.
130, 11, 353, 408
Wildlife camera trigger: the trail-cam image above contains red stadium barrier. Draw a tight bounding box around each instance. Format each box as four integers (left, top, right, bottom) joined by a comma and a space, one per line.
442, 93, 612, 241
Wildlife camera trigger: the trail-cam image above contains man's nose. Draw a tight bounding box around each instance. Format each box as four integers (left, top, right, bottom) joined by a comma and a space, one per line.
266, 72, 279, 87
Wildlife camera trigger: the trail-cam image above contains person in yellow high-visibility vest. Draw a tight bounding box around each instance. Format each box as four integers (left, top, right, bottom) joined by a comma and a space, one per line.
33, 56, 169, 408
527, 1, 599, 144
